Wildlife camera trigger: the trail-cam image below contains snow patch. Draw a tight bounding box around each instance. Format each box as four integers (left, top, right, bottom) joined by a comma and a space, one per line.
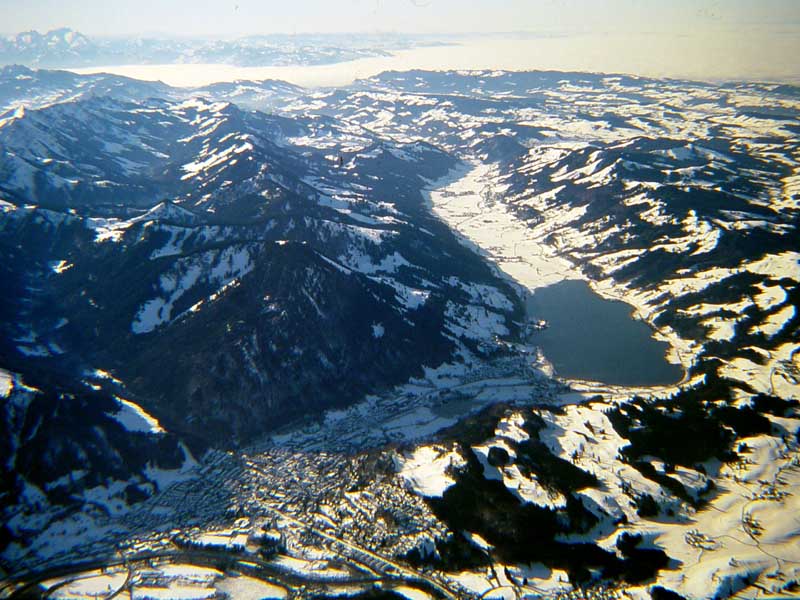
398, 445, 465, 497
110, 396, 164, 434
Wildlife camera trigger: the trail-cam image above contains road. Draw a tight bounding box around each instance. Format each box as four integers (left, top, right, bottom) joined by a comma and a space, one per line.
1, 546, 384, 600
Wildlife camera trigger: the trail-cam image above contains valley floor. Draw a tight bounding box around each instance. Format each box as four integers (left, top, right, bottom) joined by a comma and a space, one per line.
425, 159, 692, 391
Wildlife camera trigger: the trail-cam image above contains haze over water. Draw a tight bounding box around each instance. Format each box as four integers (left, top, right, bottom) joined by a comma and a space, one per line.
69, 28, 800, 89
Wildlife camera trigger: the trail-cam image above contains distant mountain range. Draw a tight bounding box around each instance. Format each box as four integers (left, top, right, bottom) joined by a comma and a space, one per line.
0, 27, 436, 68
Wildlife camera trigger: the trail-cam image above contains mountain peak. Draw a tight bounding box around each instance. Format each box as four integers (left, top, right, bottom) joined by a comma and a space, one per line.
3, 28, 91, 54
0, 104, 25, 129
46, 28, 90, 47
0, 64, 34, 76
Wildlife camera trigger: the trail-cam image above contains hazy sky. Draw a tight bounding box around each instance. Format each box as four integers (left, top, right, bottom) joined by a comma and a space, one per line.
2, 0, 799, 37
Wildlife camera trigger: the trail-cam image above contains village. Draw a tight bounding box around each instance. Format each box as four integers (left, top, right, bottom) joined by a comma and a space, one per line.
4, 336, 574, 598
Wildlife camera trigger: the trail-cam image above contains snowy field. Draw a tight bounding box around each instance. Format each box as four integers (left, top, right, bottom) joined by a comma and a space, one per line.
43, 563, 290, 600
426, 161, 577, 293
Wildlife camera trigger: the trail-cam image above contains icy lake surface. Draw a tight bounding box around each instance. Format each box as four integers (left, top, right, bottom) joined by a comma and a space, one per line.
527, 280, 684, 386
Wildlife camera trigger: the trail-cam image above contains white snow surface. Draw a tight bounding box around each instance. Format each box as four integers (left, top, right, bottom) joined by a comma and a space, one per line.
537, 400, 800, 600
215, 576, 287, 599
397, 444, 466, 497
425, 161, 577, 292
110, 396, 164, 434
0, 369, 12, 398
132, 246, 254, 333
48, 570, 128, 599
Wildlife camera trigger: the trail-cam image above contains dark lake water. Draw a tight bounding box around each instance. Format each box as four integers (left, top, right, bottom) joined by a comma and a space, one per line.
526, 280, 684, 386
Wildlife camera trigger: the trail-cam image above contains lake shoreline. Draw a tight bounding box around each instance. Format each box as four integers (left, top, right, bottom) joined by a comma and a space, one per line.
524, 279, 684, 387
425, 159, 691, 391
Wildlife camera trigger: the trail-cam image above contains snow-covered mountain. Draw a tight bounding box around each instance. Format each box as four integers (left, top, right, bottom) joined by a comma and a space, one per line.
2, 67, 799, 599
0, 29, 91, 66
0, 367, 196, 563
0, 64, 304, 117
0, 85, 527, 569
0, 93, 523, 446
266, 69, 797, 600
294, 69, 800, 397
